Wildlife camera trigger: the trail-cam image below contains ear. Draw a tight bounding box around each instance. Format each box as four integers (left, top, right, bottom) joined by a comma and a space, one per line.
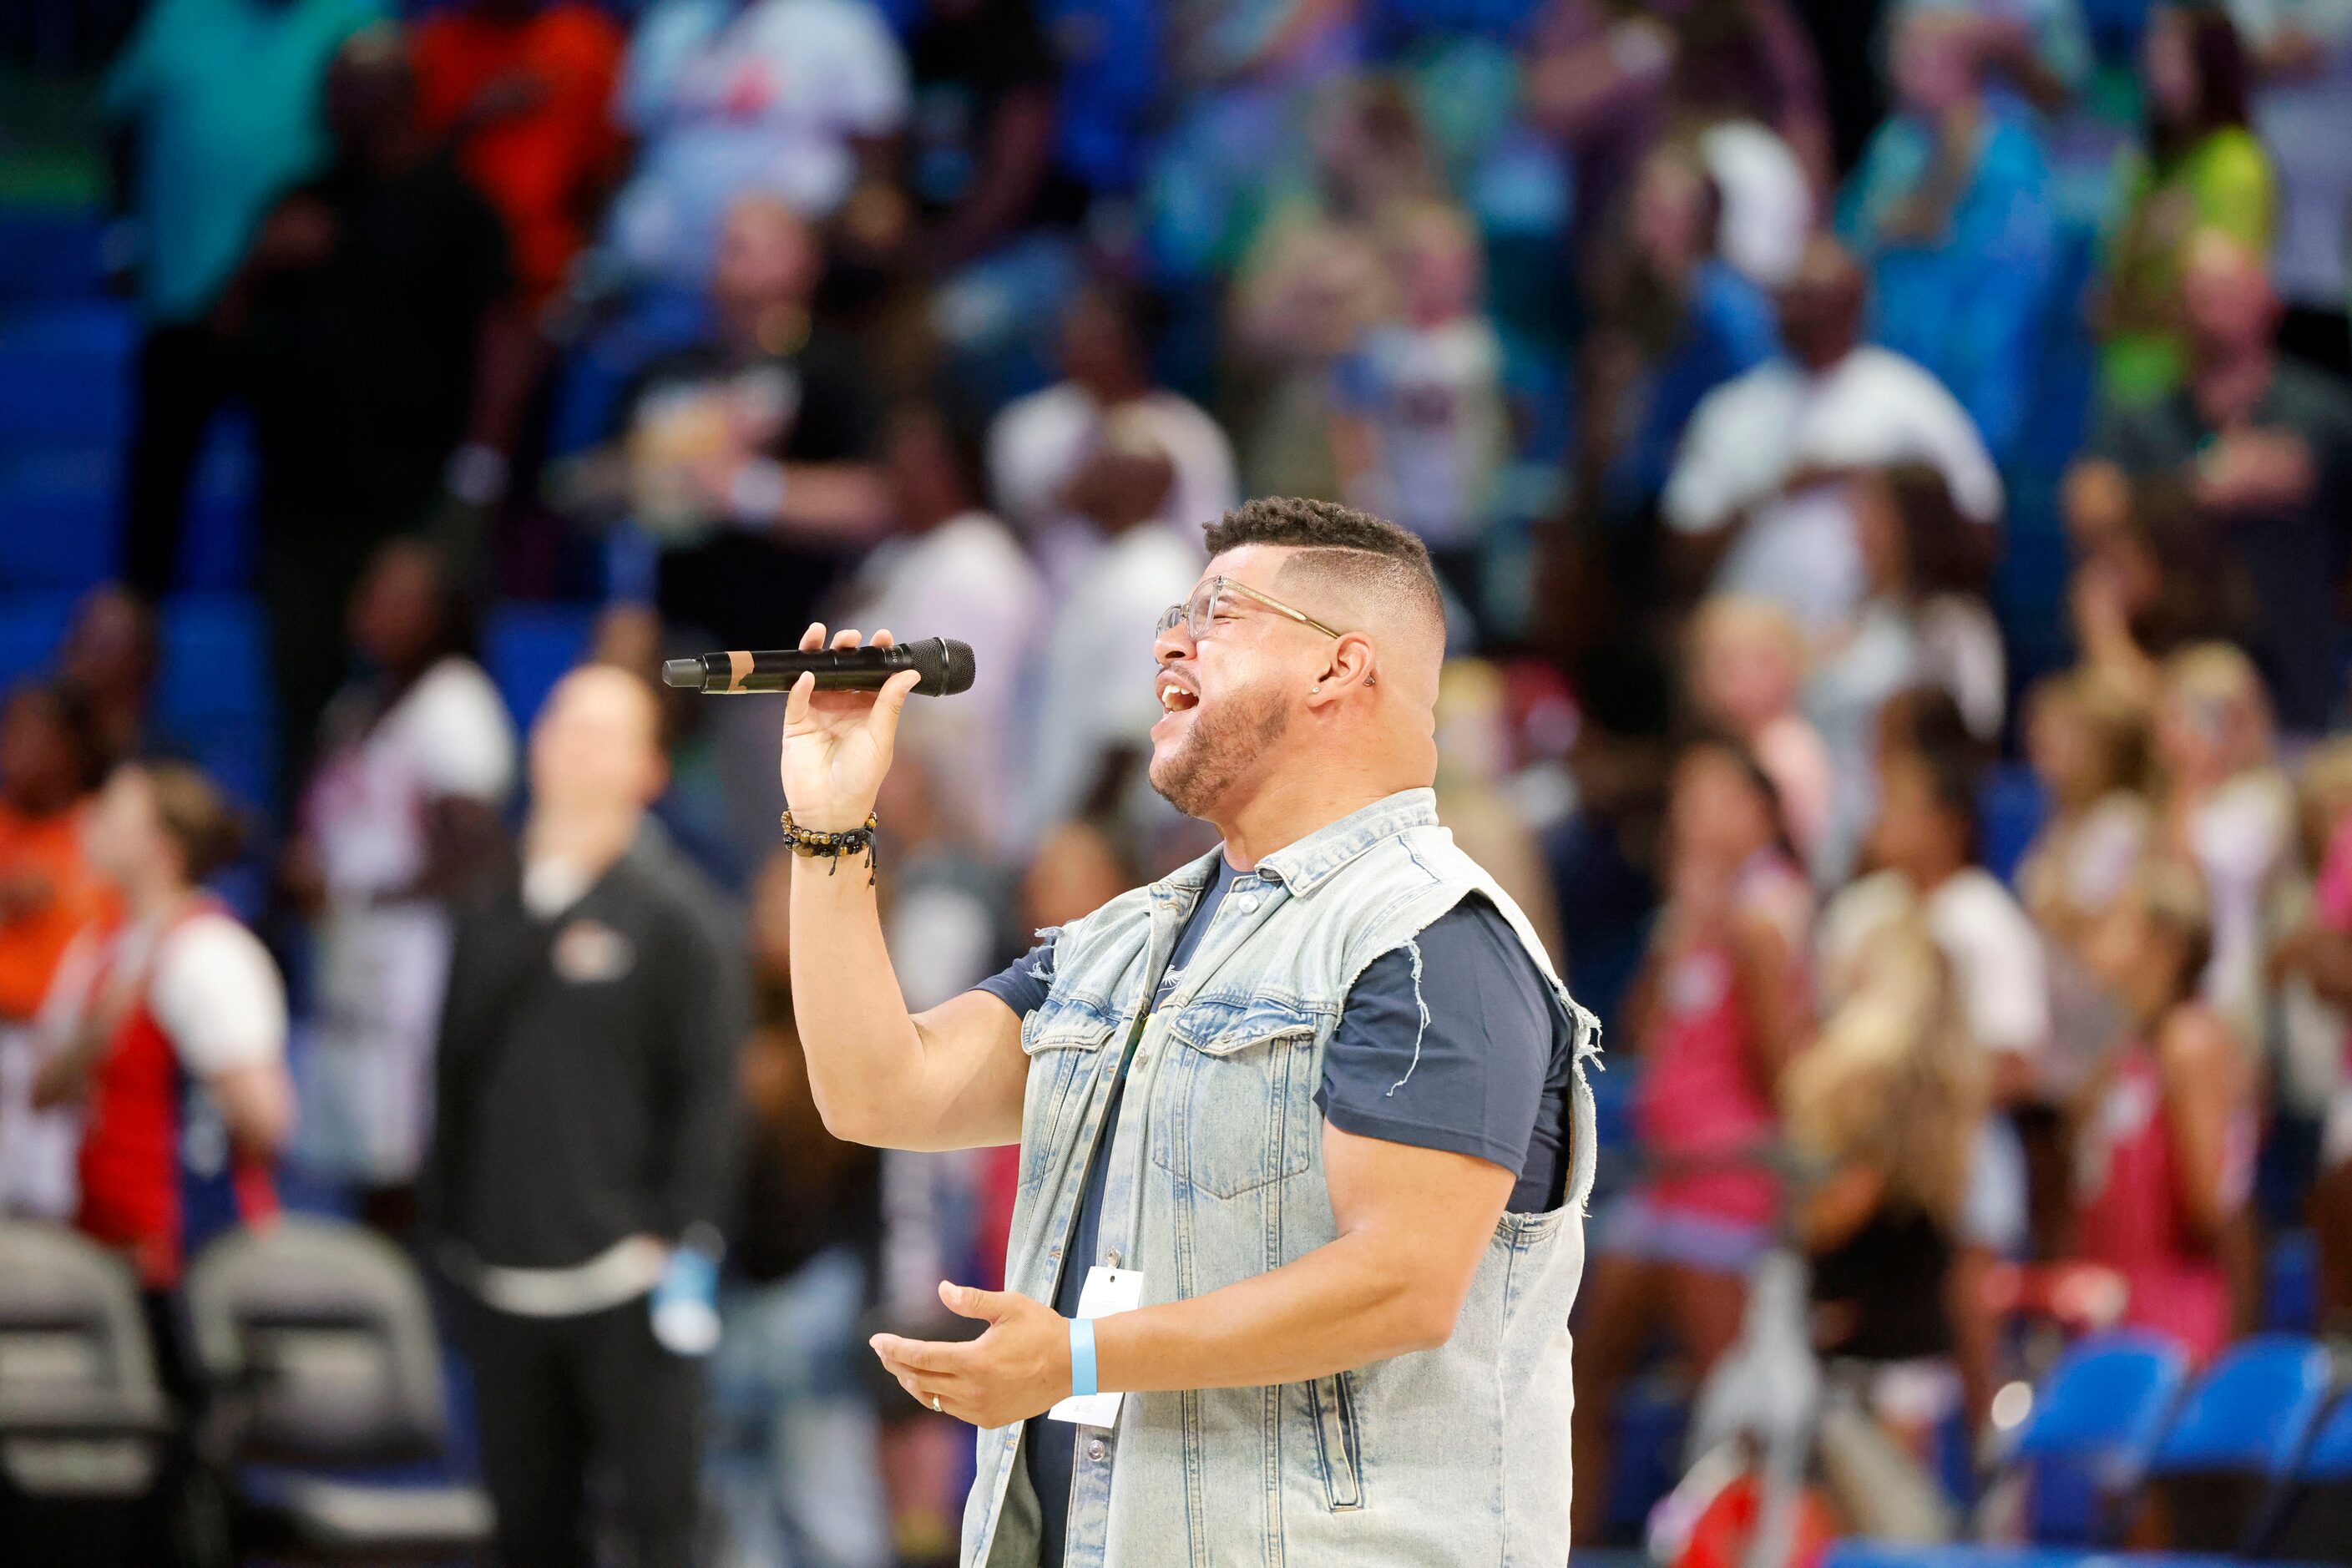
1307, 633, 1378, 709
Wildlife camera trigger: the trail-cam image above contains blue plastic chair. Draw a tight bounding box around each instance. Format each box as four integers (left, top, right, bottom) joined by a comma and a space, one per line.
2308, 1395, 2352, 1485
2152, 1335, 2333, 1479
0, 301, 134, 443
2008, 1330, 2188, 1543
156, 594, 278, 817
2147, 1334, 2333, 1550
2263, 1394, 2352, 1564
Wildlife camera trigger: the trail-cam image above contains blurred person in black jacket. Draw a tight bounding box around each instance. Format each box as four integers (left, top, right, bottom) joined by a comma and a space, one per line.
422, 663, 745, 1568
228, 26, 537, 791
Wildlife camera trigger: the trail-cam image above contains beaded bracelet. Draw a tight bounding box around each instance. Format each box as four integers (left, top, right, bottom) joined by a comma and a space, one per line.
780, 809, 879, 884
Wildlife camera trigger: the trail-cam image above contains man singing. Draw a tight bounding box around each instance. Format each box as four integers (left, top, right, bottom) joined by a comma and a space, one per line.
782, 498, 1596, 1566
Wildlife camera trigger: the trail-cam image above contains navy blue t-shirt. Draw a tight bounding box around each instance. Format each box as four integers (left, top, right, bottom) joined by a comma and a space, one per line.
974, 857, 1576, 1564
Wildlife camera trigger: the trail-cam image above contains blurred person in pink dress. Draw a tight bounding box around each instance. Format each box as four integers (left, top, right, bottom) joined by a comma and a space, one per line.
1572, 735, 1811, 1540
2076, 862, 2256, 1361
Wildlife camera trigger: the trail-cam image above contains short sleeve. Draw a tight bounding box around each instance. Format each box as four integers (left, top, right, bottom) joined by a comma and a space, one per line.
973, 935, 1059, 1019
1937, 878, 2051, 1058
1318, 901, 1555, 1176
823, 1, 911, 136
149, 914, 289, 1077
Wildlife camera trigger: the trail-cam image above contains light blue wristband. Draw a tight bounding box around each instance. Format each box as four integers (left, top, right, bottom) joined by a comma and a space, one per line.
1069, 1317, 1098, 1399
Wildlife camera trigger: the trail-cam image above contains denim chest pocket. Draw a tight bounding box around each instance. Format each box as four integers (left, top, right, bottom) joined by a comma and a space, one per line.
1020, 1000, 1119, 1188
1151, 999, 1326, 1200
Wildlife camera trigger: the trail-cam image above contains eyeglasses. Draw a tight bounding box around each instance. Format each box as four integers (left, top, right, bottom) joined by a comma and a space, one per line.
1156, 576, 1347, 643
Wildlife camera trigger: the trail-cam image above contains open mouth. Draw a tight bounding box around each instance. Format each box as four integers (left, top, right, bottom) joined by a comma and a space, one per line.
1156, 675, 1200, 713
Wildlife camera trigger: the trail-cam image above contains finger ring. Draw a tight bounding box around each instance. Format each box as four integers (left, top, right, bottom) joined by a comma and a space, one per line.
931, 1395, 943, 1413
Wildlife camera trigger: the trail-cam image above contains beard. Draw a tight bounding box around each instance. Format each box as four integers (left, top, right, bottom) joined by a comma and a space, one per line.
1149, 680, 1292, 817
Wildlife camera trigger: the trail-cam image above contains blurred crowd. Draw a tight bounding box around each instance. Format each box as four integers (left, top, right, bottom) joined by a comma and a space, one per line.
5, 0, 2352, 1557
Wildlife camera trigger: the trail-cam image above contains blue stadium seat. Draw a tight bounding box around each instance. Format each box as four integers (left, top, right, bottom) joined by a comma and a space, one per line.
2264, 1394, 2352, 1564
2308, 1395, 2352, 1484
2154, 1336, 2334, 1476
0, 209, 109, 303
0, 593, 78, 691
485, 603, 598, 732
2147, 1335, 2332, 1550
2007, 1330, 2188, 1543
0, 301, 134, 443
180, 411, 256, 593
0, 442, 121, 589
156, 594, 276, 815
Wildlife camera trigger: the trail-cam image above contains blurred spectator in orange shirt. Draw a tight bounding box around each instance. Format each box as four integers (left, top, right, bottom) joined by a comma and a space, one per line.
0, 685, 114, 1025
0, 682, 114, 1220
413, 0, 628, 305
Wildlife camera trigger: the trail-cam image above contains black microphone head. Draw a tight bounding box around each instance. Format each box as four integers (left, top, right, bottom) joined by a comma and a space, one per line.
910, 637, 977, 696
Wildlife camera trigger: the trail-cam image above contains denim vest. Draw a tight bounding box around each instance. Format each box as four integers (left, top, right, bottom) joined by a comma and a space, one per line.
964, 789, 1600, 1567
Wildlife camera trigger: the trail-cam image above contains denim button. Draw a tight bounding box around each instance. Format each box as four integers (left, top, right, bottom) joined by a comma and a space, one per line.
1236, 894, 1260, 914
1088, 1439, 1108, 1461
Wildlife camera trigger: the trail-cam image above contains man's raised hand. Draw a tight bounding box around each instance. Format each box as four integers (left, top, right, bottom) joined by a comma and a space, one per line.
778, 623, 924, 832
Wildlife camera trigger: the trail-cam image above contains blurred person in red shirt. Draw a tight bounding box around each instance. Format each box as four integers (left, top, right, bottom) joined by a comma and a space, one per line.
0, 684, 114, 1219
32, 762, 292, 1293
412, 0, 628, 307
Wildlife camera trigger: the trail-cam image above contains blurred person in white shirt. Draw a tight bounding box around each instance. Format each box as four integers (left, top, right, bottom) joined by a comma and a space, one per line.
1022, 415, 1204, 845
608, 0, 909, 286
844, 402, 1044, 862
33, 761, 291, 1297
1663, 235, 2003, 636
1331, 200, 1508, 633
1818, 737, 2048, 1419
987, 279, 1237, 594
286, 539, 514, 1233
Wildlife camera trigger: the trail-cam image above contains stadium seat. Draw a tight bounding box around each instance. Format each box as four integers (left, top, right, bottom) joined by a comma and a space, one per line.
2144, 1333, 2333, 1551
485, 601, 597, 731
0, 441, 122, 590
0, 592, 78, 690
0, 301, 134, 444
2004, 1330, 2188, 1543
0, 1221, 175, 1568
181, 1217, 495, 1565
156, 594, 277, 815
0, 209, 108, 303
2263, 1392, 2352, 1565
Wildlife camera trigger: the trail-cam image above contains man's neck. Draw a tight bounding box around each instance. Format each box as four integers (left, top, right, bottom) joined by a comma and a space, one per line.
1211, 765, 1420, 873
525, 802, 641, 879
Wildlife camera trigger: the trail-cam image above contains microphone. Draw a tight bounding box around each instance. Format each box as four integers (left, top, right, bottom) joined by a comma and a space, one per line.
661, 637, 976, 697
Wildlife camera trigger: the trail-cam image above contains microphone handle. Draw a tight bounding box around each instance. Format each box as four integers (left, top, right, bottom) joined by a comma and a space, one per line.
665, 647, 914, 694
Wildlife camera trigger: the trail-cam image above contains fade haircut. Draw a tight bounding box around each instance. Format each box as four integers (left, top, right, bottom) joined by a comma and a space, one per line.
1201, 498, 1445, 634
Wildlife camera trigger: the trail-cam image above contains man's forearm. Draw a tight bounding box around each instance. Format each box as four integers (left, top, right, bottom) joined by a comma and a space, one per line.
1093, 1229, 1464, 1393
788, 857, 928, 1142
